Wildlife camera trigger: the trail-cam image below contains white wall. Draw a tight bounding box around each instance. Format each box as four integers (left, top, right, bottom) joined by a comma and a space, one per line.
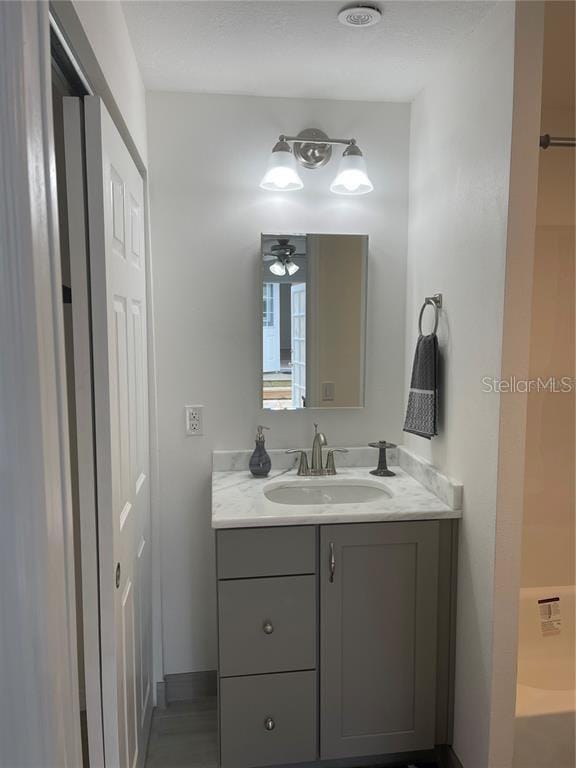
72, 0, 148, 162
147, 93, 410, 673
404, 4, 516, 767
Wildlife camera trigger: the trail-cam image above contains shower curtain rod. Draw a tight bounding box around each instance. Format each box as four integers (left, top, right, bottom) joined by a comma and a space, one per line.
540, 134, 576, 149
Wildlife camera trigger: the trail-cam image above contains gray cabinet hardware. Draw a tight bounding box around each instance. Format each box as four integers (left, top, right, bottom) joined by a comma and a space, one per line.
263, 621, 274, 635
264, 717, 275, 731
329, 542, 335, 582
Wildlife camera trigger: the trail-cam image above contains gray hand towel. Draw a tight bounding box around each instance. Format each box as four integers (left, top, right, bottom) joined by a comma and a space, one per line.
403, 333, 438, 439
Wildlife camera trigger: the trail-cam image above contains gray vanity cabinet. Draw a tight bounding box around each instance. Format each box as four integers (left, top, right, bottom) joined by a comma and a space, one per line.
216, 519, 451, 768
320, 522, 440, 759
217, 526, 318, 768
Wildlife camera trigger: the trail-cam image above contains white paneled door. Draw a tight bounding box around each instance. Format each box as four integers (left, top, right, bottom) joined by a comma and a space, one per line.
83, 96, 152, 768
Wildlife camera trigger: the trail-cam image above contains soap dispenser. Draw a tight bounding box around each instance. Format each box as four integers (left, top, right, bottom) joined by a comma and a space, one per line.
249, 426, 271, 477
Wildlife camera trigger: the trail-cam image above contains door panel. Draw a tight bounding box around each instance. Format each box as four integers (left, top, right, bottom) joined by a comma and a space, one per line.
291, 283, 306, 407
263, 282, 280, 372
83, 95, 152, 768
320, 522, 439, 759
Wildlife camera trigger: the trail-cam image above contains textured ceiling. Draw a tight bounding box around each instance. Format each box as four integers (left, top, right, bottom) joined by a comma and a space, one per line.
122, 0, 495, 101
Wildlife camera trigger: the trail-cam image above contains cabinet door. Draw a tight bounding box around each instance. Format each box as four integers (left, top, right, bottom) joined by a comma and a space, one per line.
320, 522, 439, 759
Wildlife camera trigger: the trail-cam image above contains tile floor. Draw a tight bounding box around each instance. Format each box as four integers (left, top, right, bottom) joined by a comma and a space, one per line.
143, 696, 440, 768
144, 697, 218, 768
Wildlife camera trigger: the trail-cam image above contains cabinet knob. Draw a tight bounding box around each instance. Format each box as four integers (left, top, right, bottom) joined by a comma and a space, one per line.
264, 717, 275, 731
262, 621, 274, 635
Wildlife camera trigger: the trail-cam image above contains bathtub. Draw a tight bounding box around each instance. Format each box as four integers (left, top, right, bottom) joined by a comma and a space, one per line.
513, 585, 575, 768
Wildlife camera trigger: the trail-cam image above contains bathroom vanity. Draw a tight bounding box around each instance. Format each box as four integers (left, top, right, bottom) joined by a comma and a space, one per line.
212, 448, 462, 768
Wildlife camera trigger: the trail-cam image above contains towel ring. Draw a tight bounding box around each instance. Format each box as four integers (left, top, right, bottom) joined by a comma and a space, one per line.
418, 294, 442, 335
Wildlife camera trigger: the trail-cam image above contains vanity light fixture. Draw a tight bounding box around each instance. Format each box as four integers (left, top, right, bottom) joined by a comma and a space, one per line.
259, 128, 374, 195
330, 142, 374, 195
259, 138, 304, 191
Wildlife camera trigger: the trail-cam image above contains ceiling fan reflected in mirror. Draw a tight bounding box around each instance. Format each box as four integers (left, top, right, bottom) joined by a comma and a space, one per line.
265, 239, 300, 276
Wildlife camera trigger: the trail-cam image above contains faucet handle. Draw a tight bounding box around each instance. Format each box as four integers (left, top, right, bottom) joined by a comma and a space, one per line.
285, 449, 310, 476
324, 449, 349, 475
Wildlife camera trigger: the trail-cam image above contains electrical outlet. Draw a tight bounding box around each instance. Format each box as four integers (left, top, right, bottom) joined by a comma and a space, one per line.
185, 405, 203, 436
322, 382, 335, 401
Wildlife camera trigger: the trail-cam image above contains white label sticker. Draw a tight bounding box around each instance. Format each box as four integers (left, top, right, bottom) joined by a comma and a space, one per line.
538, 597, 562, 636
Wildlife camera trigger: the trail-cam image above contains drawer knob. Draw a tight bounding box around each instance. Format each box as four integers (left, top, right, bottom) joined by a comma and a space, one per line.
264, 717, 275, 731
262, 621, 274, 635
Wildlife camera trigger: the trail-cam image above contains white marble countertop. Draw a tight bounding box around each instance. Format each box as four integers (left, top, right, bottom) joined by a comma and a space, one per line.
212, 465, 461, 529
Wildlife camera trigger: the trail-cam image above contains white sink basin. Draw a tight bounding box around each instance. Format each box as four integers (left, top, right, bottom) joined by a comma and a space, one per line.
264, 478, 392, 506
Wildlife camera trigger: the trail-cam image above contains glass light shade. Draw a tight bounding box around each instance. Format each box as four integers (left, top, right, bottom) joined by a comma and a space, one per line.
285, 260, 299, 276
269, 260, 287, 276
260, 143, 303, 192
330, 150, 374, 196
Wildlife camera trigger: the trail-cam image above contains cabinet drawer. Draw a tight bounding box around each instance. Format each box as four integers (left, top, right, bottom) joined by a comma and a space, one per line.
220, 671, 317, 768
217, 526, 316, 579
218, 575, 316, 677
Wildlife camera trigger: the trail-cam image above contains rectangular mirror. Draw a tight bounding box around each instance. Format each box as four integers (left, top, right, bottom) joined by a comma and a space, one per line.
261, 233, 367, 410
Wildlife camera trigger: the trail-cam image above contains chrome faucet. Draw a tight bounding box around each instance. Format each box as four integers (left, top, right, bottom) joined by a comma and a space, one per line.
311, 423, 327, 474
286, 425, 348, 476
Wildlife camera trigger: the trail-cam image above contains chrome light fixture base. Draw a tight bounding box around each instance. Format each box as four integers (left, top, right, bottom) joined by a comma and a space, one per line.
261, 129, 373, 195
293, 129, 333, 170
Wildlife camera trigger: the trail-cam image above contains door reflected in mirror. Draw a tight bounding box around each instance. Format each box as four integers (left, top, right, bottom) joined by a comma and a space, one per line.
261, 233, 367, 410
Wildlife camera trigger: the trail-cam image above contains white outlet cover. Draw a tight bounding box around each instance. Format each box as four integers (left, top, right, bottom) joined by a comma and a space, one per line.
185, 405, 203, 436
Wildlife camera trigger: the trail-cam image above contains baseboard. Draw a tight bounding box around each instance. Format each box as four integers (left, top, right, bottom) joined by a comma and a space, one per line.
436, 744, 464, 768
155, 680, 167, 709
163, 670, 217, 704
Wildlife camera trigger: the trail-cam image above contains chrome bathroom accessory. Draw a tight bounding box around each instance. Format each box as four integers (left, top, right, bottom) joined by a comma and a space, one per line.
329, 542, 336, 583
285, 449, 310, 476
324, 449, 349, 476
539, 134, 576, 149
368, 441, 396, 477
260, 129, 373, 195
311, 423, 327, 474
418, 293, 442, 336
285, 425, 348, 475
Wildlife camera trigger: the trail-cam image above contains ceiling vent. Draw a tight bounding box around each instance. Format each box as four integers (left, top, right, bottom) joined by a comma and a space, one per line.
337, 5, 382, 28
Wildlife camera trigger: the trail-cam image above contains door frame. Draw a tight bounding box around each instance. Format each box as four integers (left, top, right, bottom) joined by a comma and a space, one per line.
51, 0, 164, 706
46, 10, 163, 711
0, 2, 83, 765
0, 1, 163, 764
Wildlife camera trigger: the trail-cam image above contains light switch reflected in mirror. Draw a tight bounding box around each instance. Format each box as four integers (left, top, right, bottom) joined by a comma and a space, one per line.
261, 233, 367, 410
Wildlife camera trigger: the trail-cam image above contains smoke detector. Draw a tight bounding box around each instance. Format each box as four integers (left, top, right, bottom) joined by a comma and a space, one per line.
338, 5, 382, 27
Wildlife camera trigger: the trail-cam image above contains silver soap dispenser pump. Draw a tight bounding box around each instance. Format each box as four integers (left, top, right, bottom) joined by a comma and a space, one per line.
249, 425, 271, 477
